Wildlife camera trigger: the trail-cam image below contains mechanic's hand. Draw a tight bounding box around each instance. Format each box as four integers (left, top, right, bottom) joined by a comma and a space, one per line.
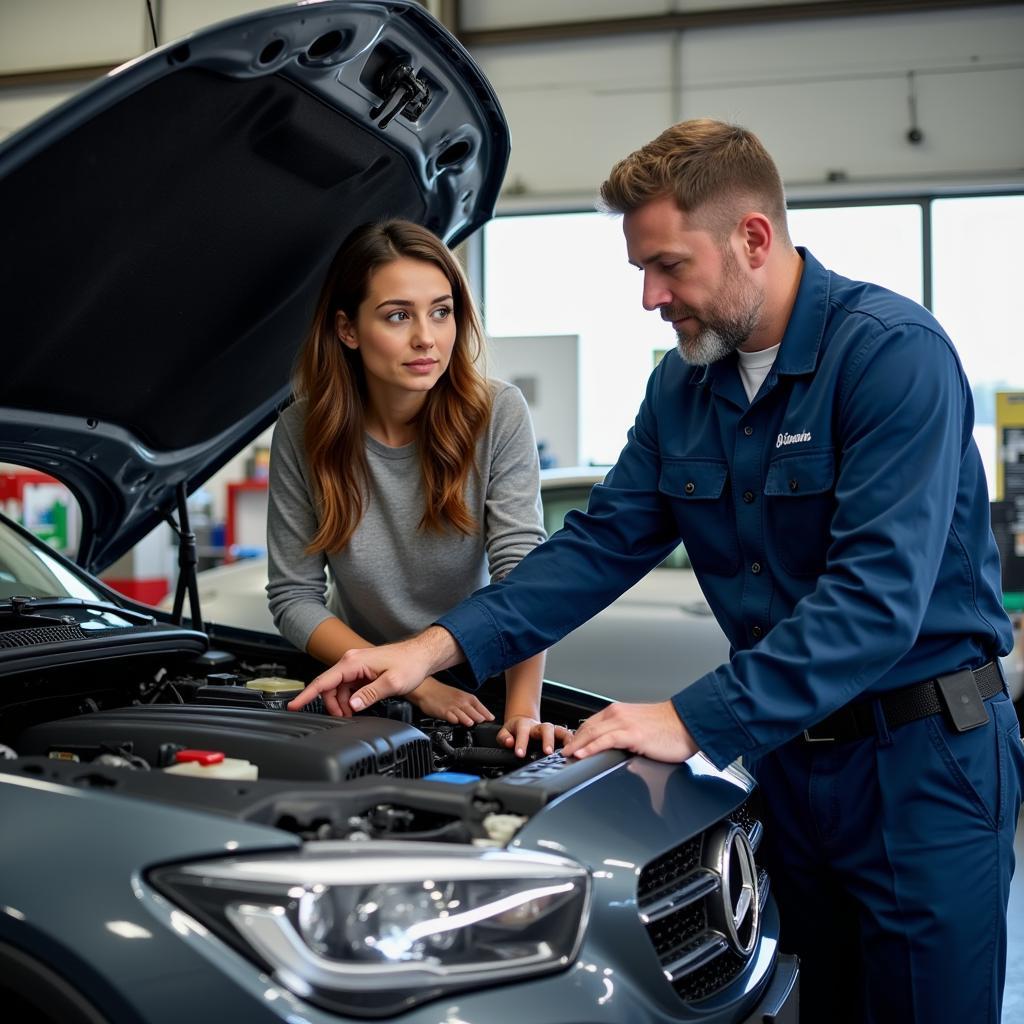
498, 716, 573, 758
561, 700, 698, 763
407, 676, 495, 727
287, 640, 433, 717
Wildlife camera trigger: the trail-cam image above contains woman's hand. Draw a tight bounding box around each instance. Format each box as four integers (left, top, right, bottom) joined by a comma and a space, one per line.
498, 716, 573, 758
407, 676, 495, 727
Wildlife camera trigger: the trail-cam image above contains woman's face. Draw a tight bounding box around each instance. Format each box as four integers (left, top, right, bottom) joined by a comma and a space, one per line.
337, 257, 457, 399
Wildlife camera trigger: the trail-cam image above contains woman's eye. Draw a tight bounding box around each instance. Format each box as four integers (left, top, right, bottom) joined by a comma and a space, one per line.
431, 306, 453, 320
386, 310, 409, 322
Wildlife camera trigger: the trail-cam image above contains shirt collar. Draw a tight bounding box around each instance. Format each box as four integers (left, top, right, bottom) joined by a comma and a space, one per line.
690, 246, 830, 391
773, 247, 829, 377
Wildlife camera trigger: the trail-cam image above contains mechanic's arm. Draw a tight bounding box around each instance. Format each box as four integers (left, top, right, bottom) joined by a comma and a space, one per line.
675, 325, 971, 768
440, 364, 682, 685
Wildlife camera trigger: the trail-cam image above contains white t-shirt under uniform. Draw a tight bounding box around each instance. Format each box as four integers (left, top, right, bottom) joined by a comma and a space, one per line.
736, 343, 781, 403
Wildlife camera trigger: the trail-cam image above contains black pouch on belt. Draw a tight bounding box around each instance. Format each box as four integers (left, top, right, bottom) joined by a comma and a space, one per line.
936, 669, 990, 732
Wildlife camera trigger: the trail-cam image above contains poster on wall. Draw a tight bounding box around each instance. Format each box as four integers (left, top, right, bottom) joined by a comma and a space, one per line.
995, 392, 1024, 607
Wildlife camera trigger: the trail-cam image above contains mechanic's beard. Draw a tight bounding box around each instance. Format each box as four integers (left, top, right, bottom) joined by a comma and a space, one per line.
675, 321, 749, 366
672, 264, 765, 367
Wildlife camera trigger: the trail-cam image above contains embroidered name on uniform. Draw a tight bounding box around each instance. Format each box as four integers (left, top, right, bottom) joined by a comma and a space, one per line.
776, 431, 812, 448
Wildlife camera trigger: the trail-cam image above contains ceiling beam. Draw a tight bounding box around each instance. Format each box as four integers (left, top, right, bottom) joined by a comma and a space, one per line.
456, 0, 1022, 47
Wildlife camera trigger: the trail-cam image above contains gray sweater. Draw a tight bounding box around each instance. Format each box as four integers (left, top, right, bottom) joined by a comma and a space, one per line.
266, 381, 545, 652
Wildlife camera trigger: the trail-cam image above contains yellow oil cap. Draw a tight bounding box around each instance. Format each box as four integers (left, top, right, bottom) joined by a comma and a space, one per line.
245, 677, 305, 694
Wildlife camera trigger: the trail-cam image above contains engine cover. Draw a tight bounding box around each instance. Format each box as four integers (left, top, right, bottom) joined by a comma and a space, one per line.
15, 705, 431, 782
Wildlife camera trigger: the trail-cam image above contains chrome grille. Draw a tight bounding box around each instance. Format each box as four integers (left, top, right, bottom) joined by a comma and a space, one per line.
637, 795, 767, 1004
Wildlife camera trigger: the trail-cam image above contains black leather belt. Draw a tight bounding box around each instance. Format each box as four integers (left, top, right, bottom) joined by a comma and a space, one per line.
801, 661, 1005, 744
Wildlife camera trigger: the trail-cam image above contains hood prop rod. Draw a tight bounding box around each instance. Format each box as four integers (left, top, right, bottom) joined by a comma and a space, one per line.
166, 482, 204, 633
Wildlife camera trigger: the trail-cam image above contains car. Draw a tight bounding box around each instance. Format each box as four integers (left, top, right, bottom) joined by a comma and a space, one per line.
182, 466, 733, 702
0, 4, 797, 1023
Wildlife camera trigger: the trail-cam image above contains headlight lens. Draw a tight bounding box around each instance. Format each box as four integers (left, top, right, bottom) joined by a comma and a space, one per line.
150, 842, 589, 1016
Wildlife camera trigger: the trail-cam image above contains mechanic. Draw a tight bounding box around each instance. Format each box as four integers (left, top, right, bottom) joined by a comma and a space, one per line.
270, 219, 567, 756
289, 122, 1024, 1023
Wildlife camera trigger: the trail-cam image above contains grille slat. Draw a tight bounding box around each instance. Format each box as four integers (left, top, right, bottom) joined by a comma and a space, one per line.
663, 934, 730, 981
757, 868, 769, 911
640, 870, 719, 924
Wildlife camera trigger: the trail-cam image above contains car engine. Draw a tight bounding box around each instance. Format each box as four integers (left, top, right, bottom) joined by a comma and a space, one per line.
0, 643, 614, 848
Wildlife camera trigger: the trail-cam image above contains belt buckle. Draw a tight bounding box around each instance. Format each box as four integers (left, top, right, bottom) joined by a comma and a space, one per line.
802, 727, 835, 743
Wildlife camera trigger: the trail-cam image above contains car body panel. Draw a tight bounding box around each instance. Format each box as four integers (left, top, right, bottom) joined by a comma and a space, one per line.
0, 743, 790, 1024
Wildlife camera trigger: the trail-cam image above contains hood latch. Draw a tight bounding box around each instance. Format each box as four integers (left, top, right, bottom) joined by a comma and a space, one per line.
370, 62, 430, 130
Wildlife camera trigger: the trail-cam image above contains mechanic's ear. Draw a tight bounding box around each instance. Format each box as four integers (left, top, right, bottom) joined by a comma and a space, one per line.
738, 212, 772, 270
336, 310, 358, 349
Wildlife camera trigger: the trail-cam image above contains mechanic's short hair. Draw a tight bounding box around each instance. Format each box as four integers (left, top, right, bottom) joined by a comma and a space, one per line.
599, 119, 791, 245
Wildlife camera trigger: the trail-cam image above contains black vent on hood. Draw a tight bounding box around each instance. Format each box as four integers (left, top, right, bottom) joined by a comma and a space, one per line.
0, 625, 89, 647
0, 68, 426, 452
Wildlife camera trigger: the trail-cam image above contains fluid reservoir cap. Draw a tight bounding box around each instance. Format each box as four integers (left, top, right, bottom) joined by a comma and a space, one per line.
423, 771, 480, 785
175, 749, 225, 766
245, 677, 304, 694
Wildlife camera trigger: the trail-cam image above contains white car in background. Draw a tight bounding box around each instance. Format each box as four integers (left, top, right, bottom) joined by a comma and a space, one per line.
179, 467, 732, 702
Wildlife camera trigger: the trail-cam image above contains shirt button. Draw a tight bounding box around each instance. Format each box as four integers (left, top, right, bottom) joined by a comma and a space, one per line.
752, 625, 764, 639
751, 562, 762, 574
743, 426, 754, 437
743, 490, 755, 503
684, 481, 695, 495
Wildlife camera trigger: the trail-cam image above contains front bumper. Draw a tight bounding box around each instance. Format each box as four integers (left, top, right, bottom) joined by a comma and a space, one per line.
743, 953, 799, 1023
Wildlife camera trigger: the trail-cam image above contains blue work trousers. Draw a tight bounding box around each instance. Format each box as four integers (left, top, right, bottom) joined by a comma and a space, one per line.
748, 692, 1024, 1023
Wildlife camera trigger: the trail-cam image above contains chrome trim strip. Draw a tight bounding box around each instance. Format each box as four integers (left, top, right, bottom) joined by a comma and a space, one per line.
662, 933, 730, 982
639, 870, 720, 925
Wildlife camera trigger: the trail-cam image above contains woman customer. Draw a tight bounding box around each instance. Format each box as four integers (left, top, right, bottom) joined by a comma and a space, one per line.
269, 219, 564, 756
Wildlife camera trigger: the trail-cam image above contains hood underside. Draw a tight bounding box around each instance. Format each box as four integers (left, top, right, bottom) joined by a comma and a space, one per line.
0, 0, 509, 573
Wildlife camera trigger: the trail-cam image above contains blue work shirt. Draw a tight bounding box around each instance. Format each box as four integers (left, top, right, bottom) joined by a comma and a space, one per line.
439, 249, 1012, 768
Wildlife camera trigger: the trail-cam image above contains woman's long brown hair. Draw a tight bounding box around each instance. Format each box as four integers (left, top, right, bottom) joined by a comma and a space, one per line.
294, 220, 491, 554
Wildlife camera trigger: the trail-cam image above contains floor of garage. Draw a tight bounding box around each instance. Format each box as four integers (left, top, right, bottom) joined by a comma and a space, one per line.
1006, 813, 1024, 1023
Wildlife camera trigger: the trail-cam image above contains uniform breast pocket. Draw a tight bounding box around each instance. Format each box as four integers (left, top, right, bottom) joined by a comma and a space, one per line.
659, 458, 740, 576
764, 449, 836, 576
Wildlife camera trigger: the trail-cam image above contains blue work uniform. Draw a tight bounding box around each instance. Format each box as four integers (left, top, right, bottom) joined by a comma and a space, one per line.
439, 249, 1024, 1023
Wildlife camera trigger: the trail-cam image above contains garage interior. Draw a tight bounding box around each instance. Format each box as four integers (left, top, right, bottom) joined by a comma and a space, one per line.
1, 1, 1022, 1021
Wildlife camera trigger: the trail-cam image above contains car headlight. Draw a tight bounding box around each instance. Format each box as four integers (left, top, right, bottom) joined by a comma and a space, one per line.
149, 841, 590, 1016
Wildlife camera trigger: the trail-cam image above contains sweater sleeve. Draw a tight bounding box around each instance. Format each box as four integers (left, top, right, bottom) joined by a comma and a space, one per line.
483, 382, 547, 582
265, 403, 335, 650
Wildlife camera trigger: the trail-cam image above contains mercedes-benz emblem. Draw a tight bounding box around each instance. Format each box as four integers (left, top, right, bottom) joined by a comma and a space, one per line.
703, 822, 760, 957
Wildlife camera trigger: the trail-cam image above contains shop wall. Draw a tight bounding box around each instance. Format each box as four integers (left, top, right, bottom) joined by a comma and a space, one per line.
2, 2, 1021, 195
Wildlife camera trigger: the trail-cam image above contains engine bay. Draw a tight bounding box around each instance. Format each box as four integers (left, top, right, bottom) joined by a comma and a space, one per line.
0, 636, 623, 848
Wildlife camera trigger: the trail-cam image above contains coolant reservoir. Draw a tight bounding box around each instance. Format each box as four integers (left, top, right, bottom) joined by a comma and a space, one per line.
245, 677, 304, 698
163, 749, 258, 780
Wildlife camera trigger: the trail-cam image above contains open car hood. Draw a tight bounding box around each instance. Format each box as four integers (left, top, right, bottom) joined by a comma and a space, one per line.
0, 0, 508, 574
